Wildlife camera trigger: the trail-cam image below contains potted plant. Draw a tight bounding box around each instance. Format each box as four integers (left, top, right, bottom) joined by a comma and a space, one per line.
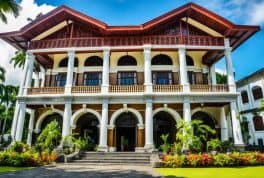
207, 138, 222, 155
160, 134, 171, 155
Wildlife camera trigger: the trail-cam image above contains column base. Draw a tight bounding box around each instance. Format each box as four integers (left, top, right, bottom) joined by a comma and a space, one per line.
135, 147, 145, 153
64, 86, 72, 94
97, 145, 108, 152
144, 144, 155, 152
101, 85, 109, 94
234, 144, 246, 151
108, 147, 116, 152
182, 84, 190, 92
144, 83, 153, 93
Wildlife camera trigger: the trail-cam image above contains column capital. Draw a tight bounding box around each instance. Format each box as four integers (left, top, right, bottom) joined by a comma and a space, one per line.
102, 46, 111, 52
67, 50, 75, 56
143, 44, 152, 52
178, 47, 186, 52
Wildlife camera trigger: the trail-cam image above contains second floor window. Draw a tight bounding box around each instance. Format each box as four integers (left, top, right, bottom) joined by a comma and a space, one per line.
188, 71, 196, 84
84, 72, 102, 86
152, 72, 173, 85
241, 90, 249, 104
252, 86, 263, 100
253, 116, 264, 131
56, 73, 67, 87
118, 72, 137, 85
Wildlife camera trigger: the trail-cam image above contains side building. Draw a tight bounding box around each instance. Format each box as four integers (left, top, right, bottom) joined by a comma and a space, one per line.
237, 68, 264, 146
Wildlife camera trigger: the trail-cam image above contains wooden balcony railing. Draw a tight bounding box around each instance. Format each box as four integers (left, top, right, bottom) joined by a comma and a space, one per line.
71, 86, 101, 93
27, 87, 64, 95
29, 35, 224, 49
153, 85, 183, 93
190, 85, 229, 92
109, 85, 144, 93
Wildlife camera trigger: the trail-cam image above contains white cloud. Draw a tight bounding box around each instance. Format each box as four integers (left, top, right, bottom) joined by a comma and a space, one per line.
195, 0, 264, 26
0, 0, 55, 85
248, 1, 264, 25
215, 68, 226, 75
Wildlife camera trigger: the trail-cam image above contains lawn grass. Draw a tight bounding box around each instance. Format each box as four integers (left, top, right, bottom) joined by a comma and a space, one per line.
0, 167, 32, 174
156, 166, 264, 178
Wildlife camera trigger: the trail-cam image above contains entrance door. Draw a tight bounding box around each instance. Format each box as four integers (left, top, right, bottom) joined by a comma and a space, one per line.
115, 112, 138, 152
153, 111, 176, 149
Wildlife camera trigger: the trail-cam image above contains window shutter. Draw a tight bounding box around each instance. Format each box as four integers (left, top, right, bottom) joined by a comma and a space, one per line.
99, 73, 102, 85
168, 72, 172, 84
134, 72, 137, 84
118, 72, 121, 85
152, 72, 156, 84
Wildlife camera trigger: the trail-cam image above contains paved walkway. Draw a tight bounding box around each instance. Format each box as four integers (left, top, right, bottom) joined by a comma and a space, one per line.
0, 164, 162, 178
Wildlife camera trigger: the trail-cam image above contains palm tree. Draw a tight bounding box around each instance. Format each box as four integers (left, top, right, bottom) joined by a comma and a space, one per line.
10, 50, 40, 71
0, 0, 21, 23
0, 66, 5, 83
0, 85, 18, 136
216, 72, 227, 84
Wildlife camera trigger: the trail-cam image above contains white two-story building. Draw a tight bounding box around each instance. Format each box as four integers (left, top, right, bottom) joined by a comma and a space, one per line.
0, 3, 260, 152
237, 68, 264, 146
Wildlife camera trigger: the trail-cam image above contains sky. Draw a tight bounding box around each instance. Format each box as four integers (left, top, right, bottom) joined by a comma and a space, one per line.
1, 0, 264, 85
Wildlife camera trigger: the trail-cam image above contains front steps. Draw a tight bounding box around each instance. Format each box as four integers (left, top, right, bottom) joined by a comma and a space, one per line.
72, 152, 151, 165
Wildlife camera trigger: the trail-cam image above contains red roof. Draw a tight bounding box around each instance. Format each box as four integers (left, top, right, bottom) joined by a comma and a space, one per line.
0, 2, 260, 52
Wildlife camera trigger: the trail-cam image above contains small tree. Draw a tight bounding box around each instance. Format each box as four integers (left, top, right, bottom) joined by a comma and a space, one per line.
160, 133, 171, 154
36, 120, 61, 153
176, 119, 216, 153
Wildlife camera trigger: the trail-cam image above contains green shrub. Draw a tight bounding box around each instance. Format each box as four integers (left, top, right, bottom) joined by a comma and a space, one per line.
207, 139, 222, 151
162, 152, 264, 168
8, 141, 29, 153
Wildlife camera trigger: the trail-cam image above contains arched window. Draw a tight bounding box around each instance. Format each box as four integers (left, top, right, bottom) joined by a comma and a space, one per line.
253, 116, 264, 131
241, 90, 249, 104
252, 86, 263, 100
117, 55, 137, 66
59, 57, 79, 67
151, 54, 173, 65
84, 56, 103, 66
186, 55, 194, 66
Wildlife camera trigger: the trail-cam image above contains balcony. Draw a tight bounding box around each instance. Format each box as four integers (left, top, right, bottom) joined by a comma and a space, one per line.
29, 35, 224, 49
72, 86, 101, 93
27, 87, 65, 95
190, 84, 229, 92
26, 84, 230, 95
153, 85, 182, 93
109, 85, 144, 93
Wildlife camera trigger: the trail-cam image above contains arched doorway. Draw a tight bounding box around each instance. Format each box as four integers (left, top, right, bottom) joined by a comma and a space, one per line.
74, 113, 99, 150
115, 112, 138, 152
192, 111, 216, 149
33, 113, 63, 145
153, 111, 176, 149
40, 113, 63, 131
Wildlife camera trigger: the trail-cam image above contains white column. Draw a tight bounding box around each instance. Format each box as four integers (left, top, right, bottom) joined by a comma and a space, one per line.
144, 100, 154, 151
65, 50, 75, 94
15, 102, 26, 141
179, 48, 189, 92
34, 73, 40, 87
102, 48, 110, 94
230, 101, 244, 145
210, 64, 217, 85
220, 107, 228, 141
24, 53, 35, 95
183, 97, 191, 123
98, 100, 108, 152
27, 110, 35, 146
224, 38, 236, 92
143, 45, 152, 93
40, 66, 45, 87
12, 52, 33, 140
62, 102, 72, 137
11, 101, 20, 140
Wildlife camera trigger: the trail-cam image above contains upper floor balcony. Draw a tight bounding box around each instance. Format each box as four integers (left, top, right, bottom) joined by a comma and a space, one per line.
29, 35, 224, 50
26, 84, 229, 95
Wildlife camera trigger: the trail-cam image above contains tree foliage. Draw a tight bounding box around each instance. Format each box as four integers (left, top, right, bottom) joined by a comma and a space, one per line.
216, 72, 227, 84
0, 0, 21, 23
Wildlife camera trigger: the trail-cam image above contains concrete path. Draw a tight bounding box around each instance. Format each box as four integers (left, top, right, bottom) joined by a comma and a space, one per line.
0, 164, 162, 178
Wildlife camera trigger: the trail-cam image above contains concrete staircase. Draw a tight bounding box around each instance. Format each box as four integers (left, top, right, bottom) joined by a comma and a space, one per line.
72, 152, 151, 165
